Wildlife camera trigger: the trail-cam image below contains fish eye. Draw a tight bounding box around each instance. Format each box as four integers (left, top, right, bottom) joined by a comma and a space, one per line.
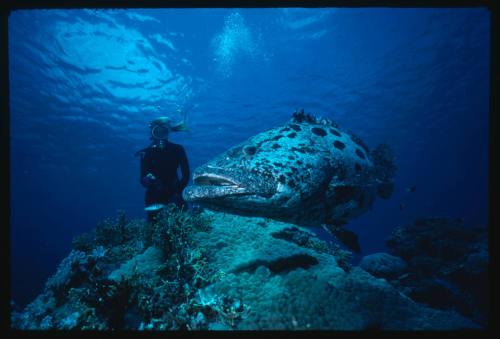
243, 145, 257, 156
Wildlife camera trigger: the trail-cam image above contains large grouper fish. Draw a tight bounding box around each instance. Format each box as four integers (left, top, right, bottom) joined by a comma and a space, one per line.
182, 110, 396, 252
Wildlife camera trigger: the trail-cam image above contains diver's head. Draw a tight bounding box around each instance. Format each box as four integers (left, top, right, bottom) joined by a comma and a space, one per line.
149, 117, 172, 141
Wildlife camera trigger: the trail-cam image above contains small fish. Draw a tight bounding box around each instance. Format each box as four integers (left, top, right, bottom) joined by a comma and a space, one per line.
399, 202, 405, 211
144, 203, 167, 211
405, 185, 416, 193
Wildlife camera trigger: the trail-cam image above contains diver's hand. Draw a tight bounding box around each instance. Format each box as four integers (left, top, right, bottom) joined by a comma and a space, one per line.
141, 173, 157, 188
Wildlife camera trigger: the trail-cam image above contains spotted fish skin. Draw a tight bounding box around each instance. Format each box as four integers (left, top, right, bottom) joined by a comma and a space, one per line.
182, 112, 395, 227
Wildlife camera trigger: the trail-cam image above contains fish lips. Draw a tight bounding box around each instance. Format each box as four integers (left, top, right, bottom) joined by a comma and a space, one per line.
182, 184, 253, 202
182, 173, 255, 202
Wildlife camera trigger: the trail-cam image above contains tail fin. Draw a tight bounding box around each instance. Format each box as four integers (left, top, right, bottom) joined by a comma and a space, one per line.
371, 143, 397, 199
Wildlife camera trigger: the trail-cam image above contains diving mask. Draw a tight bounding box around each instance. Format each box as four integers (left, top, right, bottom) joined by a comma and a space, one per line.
150, 117, 172, 140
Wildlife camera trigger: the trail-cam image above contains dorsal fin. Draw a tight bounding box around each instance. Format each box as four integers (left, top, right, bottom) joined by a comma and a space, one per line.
291, 109, 340, 129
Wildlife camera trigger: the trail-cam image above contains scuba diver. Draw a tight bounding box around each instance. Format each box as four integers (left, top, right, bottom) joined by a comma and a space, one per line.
135, 116, 190, 222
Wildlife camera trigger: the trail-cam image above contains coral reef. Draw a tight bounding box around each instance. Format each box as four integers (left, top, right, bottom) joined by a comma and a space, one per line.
267, 225, 353, 272
359, 252, 407, 279
11, 210, 484, 330
12, 205, 223, 330
384, 217, 489, 326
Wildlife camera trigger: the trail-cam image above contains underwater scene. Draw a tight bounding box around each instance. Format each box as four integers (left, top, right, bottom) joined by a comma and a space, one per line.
9, 8, 490, 330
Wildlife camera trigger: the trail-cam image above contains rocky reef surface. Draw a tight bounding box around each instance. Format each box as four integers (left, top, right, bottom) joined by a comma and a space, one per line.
359, 252, 407, 280
11, 207, 483, 330
380, 217, 488, 327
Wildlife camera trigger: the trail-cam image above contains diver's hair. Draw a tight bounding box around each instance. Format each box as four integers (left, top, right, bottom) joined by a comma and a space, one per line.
170, 122, 189, 132
150, 111, 189, 133
169, 109, 190, 132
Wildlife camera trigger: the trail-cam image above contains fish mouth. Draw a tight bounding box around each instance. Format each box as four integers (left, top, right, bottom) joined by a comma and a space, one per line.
183, 173, 254, 202
193, 174, 242, 187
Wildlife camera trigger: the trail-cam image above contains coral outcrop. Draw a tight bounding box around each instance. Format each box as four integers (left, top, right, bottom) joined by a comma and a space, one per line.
11, 209, 482, 330
384, 217, 489, 327
359, 252, 407, 279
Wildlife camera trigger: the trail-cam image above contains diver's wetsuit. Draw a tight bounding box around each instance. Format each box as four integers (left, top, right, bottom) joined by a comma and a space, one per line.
137, 141, 190, 222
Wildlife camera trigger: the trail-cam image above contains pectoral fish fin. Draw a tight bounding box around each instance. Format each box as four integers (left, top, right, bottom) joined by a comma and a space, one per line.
371, 143, 396, 199
322, 223, 361, 253
377, 182, 394, 199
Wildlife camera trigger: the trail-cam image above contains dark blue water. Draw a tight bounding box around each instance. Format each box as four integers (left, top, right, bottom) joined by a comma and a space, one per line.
9, 8, 490, 308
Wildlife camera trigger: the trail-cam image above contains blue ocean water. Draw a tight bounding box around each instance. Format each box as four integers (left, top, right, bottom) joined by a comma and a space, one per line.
9, 8, 490, 309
